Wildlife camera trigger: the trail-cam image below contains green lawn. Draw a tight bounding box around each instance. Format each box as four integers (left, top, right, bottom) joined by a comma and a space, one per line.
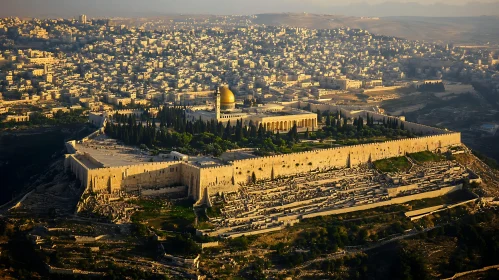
130, 198, 196, 231
293, 137, 402, 152
197, 221, 215, 230
409, 151, 444, 163
373, 156, 411, 172
291, 141, 334, 152
160, 202, 196, 231
130, 199, 165, 224
206, 205, 222, 218
195, 206, 218, 230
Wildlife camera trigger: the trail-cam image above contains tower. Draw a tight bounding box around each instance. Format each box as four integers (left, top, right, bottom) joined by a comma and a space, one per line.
215, 87, 221, 120
43, 64, 53, 83
79, 14, 87, 24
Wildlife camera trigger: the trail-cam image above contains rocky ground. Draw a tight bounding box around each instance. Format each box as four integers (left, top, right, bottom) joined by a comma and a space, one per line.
8, 159, 84, 216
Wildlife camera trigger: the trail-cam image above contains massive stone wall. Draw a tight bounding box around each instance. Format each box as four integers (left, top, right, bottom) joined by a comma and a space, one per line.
303, 103, 448, 136
197, 132, 461, 201
65, 154, 203, 197
66, 108, 461, 203
357, 111, 448, 135
110, 109, 144, 117
89, 162, 180, 192
65, 154, 90, 188
66, 131, 461, 202
65, 141, 77, 154
65, 155, 183, 192
88, 112, 106, 128
88, 162, 184, 193
179, 163, 202, 199
141, 186, 187, 196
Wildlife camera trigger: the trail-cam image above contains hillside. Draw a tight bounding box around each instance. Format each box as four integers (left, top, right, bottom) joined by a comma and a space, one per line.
252, 13, 499, 44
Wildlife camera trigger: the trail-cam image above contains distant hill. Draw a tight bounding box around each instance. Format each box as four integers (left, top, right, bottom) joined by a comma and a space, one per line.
252, 13, 499, 44
323, 2, 499, 18
2, 1, 499, 18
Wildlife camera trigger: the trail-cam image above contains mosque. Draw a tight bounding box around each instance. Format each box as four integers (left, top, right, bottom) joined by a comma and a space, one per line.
185, 86, 318, 132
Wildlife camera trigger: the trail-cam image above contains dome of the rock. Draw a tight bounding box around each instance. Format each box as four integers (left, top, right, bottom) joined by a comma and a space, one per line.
219, 86, 236, 110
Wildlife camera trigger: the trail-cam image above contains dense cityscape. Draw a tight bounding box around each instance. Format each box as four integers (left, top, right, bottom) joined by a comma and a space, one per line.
1, 15, 498, 116
0, 11, 499, 280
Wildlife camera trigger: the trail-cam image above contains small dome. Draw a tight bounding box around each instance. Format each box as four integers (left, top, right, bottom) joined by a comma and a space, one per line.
219, 86, 235, 104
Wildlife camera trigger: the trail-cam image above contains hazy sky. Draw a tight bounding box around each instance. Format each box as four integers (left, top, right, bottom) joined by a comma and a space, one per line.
2, 0, 499, 17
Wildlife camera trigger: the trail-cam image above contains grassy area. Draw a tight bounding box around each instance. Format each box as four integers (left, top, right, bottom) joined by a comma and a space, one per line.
208, 206, 499, 279
162, 234, 201, 257
409, 151, 444, 162
292, 137, 400, 152
212, 189, 472, 256
130, 199, 165, 224
131, 198, 196, 232
160, 201, 196, 231
245, 190, 477, 272
335, 137, 396, 146
296, 205, 409, 230
373, 156, 411, 172
408, 190, 475, 209
197, 222, 215, 230
291, 141, 334, 152
275, 190, 474, 237
201, 191, 487, 278
206, 205, 222, 218
195, 207, 215, 230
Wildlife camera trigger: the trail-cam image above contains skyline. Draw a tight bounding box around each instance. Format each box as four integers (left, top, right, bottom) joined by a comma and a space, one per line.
1, 6, 499, 279
2, 0, 499, 18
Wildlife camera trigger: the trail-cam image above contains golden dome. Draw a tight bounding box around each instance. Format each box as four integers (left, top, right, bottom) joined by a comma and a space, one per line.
219, 86, 235, 104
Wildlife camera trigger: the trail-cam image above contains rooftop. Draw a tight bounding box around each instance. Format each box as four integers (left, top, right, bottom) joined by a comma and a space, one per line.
75, 135, 225, 168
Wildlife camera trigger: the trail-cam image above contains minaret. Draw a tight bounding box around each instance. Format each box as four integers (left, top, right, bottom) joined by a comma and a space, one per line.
215, 87, 221, 120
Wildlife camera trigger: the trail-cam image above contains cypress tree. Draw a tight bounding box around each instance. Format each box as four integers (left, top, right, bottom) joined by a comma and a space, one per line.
250, 122, 257, 138
292, 124, 299, 142
243, 125, 249, 138
211, 119, 217, 135
217, 121, 223, 136
258, 124, 265, 139
235, 121, 243, 141
223, 120, 231, 140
